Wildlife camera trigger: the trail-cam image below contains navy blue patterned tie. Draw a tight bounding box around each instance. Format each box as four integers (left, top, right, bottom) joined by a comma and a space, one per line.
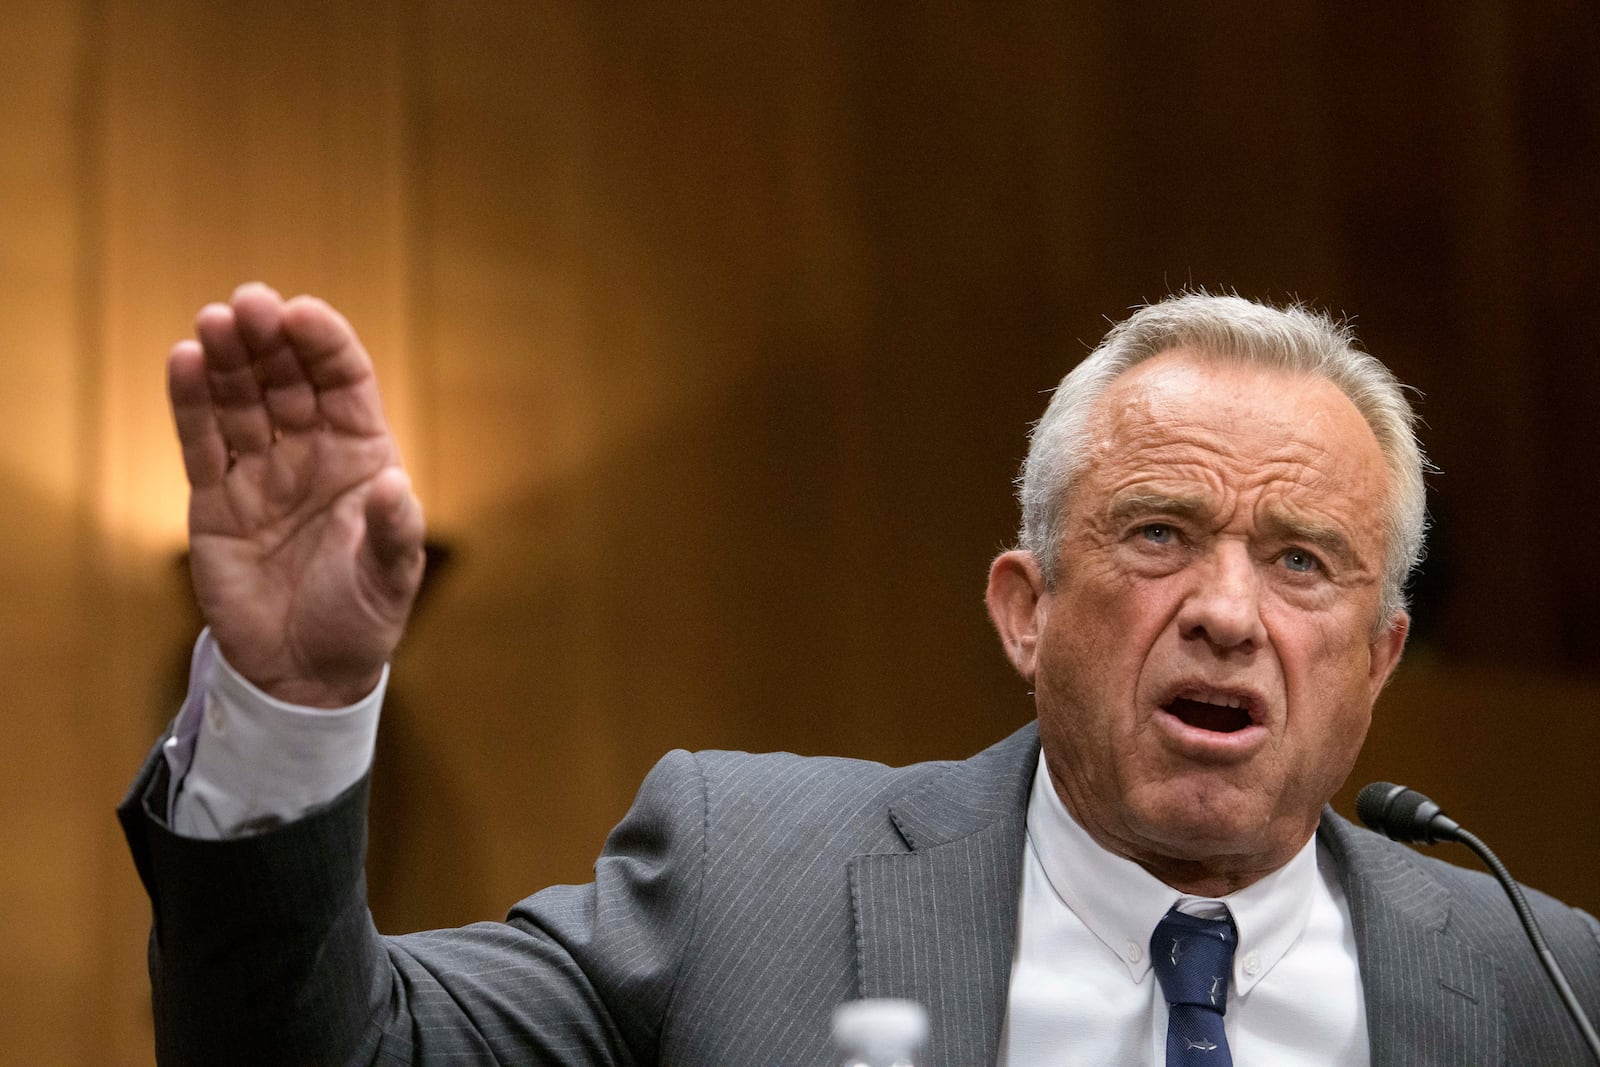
1150, 906, 1236, 1066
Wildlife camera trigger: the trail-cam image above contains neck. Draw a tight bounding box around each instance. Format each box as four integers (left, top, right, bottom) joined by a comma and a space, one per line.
1045, 765, 1312, 898
1128, 854, 1283, 898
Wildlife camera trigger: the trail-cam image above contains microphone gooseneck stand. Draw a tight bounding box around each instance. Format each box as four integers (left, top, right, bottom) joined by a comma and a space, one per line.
1356, 781, 1600, 1065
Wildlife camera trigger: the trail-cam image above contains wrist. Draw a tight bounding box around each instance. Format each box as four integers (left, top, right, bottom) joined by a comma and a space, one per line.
212, 643, 384, 710
255, 674, 384, 709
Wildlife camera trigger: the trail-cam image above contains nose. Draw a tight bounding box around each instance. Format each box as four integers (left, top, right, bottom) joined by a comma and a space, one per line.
1176, 541, 1266, 653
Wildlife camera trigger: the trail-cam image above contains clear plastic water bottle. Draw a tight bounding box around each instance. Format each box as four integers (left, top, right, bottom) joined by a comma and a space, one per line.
830, 998, 929, 1067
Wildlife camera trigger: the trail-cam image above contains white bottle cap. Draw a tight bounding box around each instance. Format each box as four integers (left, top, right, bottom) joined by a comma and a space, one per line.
831, 998, 929, 1058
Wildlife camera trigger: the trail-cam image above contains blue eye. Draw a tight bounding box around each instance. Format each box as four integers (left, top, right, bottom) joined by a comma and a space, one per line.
1282, 549, 1321, 574
1140, 524, 1176, 545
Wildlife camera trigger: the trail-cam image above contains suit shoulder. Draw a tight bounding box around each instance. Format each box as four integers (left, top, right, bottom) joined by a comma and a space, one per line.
690, 745, 952, 785
677, 746, 955, 831
1322, 812, 1600, 966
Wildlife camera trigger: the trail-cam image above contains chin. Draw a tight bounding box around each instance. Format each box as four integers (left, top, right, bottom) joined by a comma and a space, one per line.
1126, 783, 1274, 858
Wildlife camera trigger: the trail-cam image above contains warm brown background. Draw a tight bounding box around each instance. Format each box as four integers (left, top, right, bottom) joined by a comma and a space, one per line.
1, 2, 1596, 1062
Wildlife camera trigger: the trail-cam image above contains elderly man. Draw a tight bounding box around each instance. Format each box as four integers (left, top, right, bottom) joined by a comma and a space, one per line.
121, 287, 1600, 1065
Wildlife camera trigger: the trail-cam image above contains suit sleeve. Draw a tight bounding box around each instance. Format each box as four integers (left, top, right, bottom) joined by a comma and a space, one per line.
119, 738, 709, 1066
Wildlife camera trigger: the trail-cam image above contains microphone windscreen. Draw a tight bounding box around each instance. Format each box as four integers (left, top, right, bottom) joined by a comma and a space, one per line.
1356, 781, 1407, 836
1356, 780, 1458, 843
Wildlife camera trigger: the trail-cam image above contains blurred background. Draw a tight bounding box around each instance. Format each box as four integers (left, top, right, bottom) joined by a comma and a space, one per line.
1, 1, 1596, 1061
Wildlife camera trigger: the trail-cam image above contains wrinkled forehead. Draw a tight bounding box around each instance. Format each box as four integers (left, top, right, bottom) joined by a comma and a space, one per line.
1081, 349, 1393, 510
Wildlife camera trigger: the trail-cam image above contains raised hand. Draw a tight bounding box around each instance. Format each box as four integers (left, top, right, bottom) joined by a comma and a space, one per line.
169, 283, 425, 707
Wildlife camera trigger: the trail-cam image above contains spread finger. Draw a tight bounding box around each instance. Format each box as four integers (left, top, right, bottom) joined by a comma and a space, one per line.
196, 303, 273, 455
168, 340, 229, 488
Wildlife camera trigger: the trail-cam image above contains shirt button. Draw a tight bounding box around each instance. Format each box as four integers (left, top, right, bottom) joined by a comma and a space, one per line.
1127, 941, 1143, 963
1242, 951, 1261, 976
206, 699, 226, 736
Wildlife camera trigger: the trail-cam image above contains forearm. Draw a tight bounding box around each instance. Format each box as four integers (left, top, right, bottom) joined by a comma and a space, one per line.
120, 750, 383, 1065
120, 631, 388, 1064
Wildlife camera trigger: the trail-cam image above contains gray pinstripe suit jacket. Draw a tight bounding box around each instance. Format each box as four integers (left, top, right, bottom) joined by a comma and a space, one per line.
122, 722, 1600, 1066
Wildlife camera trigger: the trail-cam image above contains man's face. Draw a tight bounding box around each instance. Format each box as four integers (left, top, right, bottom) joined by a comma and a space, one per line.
991, 349, 1408, 889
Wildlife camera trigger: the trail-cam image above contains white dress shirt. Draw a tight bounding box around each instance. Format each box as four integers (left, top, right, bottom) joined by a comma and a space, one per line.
167, 631, 1370, 1064
1000, 751, 1369, 1065
163, 631, 385, 837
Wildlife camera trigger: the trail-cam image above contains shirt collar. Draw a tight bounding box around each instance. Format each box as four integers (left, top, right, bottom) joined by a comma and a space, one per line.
1025, 750, 1319, 996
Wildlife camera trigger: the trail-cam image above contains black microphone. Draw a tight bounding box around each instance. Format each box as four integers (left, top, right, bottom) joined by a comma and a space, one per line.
1357, 781, 1600, 1064
1355, 781, 1462, 844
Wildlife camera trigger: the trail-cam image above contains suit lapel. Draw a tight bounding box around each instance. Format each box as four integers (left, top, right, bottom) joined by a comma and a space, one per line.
1319, 813, 1504, 1067
850, 724, 1037, 1067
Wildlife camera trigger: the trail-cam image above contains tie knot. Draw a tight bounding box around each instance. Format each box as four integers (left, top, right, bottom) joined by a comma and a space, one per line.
1150, 907, 1237, 1013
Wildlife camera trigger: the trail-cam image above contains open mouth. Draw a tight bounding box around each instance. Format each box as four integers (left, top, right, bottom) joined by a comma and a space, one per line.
1162, 695, 1255, 734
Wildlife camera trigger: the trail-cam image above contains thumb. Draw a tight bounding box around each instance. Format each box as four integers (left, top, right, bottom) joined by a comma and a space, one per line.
363, 466, 426, 591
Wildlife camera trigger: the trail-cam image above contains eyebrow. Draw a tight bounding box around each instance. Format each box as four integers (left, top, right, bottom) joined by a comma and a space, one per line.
1106, 492, 1213, 527
1260, 514, 1359, 567
1107, 492, 1362, 567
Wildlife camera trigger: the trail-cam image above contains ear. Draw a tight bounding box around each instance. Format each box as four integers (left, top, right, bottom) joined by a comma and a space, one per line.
1366, 610, 1410, 702
986, 550, 1050, 683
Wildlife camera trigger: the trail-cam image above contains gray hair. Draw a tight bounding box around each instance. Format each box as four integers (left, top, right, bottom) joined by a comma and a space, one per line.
1018, 293, 1429, 625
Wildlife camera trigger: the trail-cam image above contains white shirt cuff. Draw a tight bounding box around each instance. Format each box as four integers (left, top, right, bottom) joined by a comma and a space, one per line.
162, 629, 386, 839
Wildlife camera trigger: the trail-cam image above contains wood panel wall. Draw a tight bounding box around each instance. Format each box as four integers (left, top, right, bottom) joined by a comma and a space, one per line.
0, 3, 1594, 1061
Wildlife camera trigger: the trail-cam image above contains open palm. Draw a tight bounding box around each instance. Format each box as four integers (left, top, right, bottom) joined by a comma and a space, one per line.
170, 284, 425, 707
